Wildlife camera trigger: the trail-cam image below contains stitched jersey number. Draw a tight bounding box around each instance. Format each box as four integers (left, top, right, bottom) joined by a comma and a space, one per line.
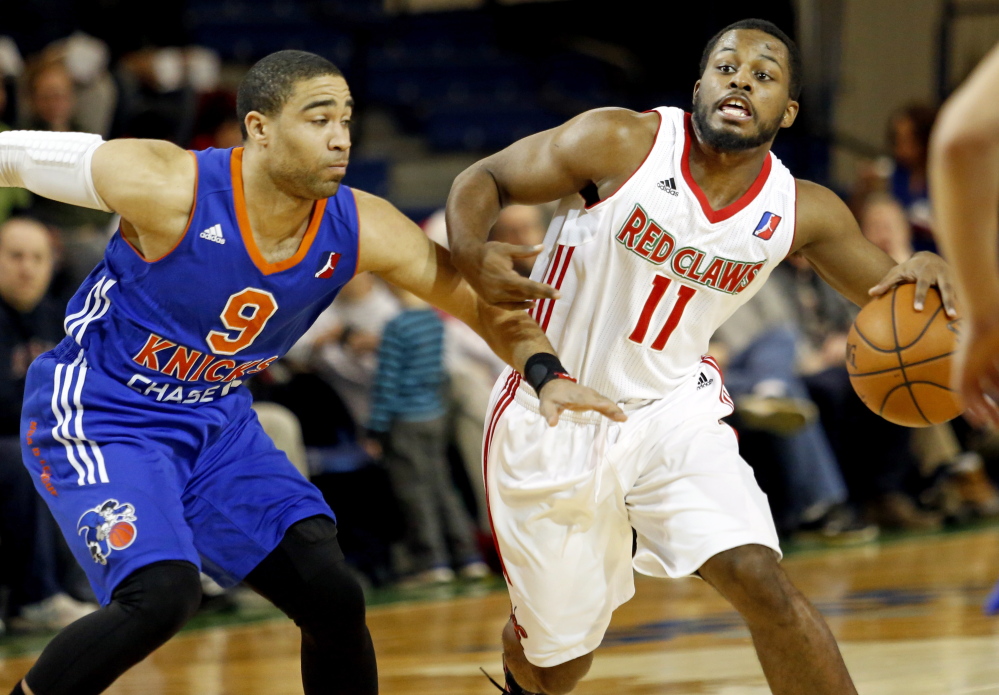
206, 288, 278, 355
628, 275, 697, 351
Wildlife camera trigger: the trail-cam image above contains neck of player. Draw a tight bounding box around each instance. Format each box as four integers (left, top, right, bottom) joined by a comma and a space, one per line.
686, 124, 772, 211
240, 147, 315, 250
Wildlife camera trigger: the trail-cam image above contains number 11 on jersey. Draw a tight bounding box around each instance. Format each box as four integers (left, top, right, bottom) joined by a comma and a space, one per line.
628, 275, 697, 351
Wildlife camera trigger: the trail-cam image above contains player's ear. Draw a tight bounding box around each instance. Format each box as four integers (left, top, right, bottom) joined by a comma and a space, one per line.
692, 80, 701, 104
244, 111, 269, 146
780, 99, 799, 129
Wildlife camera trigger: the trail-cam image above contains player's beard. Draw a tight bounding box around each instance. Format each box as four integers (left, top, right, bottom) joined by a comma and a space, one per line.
691, 95, 783, 152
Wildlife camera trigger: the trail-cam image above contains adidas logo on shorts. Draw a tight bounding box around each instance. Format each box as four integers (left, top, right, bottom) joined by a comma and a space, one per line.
696, 372, 714, 390
199, 224, 226, 244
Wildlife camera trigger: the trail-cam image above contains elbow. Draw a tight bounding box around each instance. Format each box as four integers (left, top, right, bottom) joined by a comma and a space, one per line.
930, 117, 999, 165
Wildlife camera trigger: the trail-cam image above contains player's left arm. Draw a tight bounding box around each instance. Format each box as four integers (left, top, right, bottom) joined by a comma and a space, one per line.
792, 179, 956, 314
352, 189, 625, 424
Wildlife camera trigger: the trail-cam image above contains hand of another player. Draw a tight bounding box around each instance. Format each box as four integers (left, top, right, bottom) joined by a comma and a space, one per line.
453, 241, 559, 311
538, 379, 627, 426
868, 251, 958, 317
953, 317, 999, 428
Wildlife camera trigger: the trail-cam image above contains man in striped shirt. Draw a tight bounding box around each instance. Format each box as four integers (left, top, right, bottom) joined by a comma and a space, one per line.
368, 288, 488, 584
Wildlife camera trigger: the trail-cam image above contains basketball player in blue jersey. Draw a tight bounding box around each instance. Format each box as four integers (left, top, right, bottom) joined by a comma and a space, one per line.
0, 50, 625, 695
447, 19, 957, 695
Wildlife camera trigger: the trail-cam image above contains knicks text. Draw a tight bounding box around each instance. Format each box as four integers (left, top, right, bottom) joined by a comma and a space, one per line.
128, 332, 278, 403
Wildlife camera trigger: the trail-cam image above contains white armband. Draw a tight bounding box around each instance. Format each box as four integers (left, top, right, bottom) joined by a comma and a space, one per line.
0, 130, 112, 212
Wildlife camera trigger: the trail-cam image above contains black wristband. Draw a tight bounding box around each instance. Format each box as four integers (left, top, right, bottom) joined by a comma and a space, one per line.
524, 353, 576, 396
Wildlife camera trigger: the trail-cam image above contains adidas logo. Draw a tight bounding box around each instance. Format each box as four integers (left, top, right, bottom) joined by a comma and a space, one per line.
657, 177, 678, 196
696, 372, 714, 390
199, 224, 225, 244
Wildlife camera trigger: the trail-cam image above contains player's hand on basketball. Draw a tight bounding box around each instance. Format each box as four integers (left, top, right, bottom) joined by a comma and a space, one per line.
453, 241, 559, 310
868, 251, 958, 317
954, 318, 999, 428
538, 380, 627, 426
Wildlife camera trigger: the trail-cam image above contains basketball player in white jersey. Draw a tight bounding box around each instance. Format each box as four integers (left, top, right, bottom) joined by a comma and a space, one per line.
446, 19, 955, 695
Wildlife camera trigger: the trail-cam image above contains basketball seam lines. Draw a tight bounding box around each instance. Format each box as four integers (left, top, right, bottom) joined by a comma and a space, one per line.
853, 303, 944, 354
886, 286, 931, 425
848, 351, 955, 378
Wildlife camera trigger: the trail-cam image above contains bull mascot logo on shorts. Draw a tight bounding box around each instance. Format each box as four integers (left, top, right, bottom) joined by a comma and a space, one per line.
77, 499, 138, 565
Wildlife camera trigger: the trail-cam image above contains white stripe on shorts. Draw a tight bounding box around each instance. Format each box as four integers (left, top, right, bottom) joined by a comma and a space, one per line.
51, 350, 108, 485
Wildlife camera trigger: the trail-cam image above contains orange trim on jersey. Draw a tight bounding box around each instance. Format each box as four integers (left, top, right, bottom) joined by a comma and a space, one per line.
681, 112, 772, 224
122, 150, 199, 263
584, 109, 663, 211
350, 187, 362, 277
230, 147, 327, 276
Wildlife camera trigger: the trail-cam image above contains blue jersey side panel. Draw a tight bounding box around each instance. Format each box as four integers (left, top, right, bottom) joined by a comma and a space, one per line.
60, 147, 360, 407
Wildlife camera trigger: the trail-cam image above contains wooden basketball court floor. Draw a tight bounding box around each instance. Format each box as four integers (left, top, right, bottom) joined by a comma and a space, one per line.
3, 526, 999, 694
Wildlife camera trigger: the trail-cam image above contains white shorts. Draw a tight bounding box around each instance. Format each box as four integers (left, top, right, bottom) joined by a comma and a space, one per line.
482, 359, 781, 668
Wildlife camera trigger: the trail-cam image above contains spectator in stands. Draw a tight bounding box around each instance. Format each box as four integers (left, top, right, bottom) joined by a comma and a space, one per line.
853, 103, 938, 253
367, 287, 489, 585
21, 57, 113, 292
0, 217, 97, 631
0, 78, 30, 224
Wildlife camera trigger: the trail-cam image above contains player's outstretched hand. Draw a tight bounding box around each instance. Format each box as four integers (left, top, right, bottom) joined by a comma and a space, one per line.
954, 317, 999, 428
453, 241, 559, 310
868, 250, 958, 317
538, 379, 627, 426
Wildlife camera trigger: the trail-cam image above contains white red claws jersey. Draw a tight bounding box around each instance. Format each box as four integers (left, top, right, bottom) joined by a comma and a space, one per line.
526, 106, 796, 402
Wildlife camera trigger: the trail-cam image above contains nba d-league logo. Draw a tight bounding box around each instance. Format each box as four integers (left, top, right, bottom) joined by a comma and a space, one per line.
77, 499, 138, 565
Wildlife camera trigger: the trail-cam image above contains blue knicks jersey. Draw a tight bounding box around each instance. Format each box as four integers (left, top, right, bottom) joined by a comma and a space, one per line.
61, 146, 359, 407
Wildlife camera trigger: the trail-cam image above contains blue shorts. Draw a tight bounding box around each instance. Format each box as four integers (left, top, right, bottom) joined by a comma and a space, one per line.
20, 341, 334, 605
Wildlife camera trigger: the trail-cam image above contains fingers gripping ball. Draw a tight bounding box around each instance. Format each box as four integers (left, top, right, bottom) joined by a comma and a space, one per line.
846, 284, 963, 427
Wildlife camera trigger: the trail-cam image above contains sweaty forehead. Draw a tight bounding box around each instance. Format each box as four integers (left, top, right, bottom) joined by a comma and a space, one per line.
714, 29, 788, 66
288, 75, 353, 108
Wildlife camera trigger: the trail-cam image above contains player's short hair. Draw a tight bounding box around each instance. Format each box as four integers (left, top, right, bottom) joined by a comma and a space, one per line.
236, 50, 344, 138
699, 19, 802, 101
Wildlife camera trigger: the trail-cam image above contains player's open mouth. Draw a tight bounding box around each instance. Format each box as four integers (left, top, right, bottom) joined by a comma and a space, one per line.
718, 97, 753, 121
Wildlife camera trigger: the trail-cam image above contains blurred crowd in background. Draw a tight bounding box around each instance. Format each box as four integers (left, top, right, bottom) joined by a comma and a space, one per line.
2, 0, 999, 639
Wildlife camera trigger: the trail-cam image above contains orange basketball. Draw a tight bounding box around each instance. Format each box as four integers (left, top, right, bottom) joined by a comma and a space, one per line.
846, 283, 962, 427
108, 521, 136, 549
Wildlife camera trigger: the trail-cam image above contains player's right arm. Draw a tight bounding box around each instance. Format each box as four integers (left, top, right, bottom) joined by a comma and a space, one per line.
0, 132, 195, 260
929, 42, 999, 426
91, 140, 196, 259
446, 108, 658, 309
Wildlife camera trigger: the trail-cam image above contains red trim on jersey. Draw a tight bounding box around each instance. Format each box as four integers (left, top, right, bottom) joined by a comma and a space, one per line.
122, 151, 199, 263
541, 246, 575, 331
785, 178, 799, 260
584, 110, 663, 211
231, 148, 327, 276
482, 371, 522, 584
532, 244, 565, 323
681, 113, 773, 224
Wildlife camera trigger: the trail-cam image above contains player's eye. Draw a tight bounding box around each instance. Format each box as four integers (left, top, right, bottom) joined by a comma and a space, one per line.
718, 65, 734, 73
312, 118, 328, 126
757, 72, 772, 80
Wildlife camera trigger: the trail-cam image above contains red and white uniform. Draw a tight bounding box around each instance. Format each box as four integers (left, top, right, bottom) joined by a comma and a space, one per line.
484, 106, 795, 667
